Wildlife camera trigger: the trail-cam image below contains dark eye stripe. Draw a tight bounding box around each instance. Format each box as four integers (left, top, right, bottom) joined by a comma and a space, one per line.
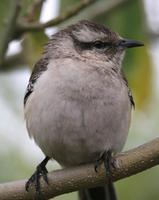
76, 40, 113, 50
94, 41, 105, 48
93, 41, 112, 49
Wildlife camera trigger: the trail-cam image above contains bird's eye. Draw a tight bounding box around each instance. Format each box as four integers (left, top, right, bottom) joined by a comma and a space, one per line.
94, 41, 105, 49
93, 41, 112, 49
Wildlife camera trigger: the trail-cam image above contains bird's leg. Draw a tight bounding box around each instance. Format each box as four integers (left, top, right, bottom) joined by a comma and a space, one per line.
95, 151, 117, 200
94, 150, 114, 177
25, 156, 50, 195
103, 150, 112, 177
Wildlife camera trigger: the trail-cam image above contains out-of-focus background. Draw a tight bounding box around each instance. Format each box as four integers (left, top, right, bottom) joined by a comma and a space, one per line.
0, 0, 159, 199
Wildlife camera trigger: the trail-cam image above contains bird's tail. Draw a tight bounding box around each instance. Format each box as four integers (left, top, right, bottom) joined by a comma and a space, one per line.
78, 181, 117, 200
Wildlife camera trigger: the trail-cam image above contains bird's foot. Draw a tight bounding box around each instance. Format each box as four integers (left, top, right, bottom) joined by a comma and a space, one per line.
94, 150, 114, 178
25, 156, 50, 198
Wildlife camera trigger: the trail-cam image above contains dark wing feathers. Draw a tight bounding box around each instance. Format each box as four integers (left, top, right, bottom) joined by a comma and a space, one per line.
128, 89, 135, 108
121, 70, 135, 108
24, 57, 49, 106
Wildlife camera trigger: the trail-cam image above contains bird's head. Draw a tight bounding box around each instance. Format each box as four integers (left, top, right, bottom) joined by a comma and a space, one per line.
47, 20, 143, 68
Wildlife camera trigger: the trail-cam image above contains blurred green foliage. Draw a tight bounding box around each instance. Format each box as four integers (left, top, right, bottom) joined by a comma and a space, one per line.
22, 32, 48, 66
0, 149, 32, 182
116, 166, 159, 200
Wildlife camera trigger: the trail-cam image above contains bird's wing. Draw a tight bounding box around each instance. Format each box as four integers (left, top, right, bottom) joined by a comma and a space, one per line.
128, 89, 135, 108
121, 70, 135, 108
24, 57, 49, 106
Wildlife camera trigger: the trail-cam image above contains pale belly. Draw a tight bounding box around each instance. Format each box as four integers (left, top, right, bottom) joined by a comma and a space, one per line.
25, 92, 131, 166
25, 63, 131, 166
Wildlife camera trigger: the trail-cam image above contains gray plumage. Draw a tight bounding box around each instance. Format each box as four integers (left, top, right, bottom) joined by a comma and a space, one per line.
24, 20, 143, 199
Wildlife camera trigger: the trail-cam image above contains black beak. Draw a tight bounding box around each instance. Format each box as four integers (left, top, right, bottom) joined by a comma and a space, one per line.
119, 39, 144, 48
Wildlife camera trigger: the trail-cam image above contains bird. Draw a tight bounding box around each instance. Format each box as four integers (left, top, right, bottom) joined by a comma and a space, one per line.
24, 20, 144, 200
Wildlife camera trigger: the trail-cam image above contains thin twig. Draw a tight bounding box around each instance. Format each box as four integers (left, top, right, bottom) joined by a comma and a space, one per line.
15, 0, 96, 38
0, 137, 159, 200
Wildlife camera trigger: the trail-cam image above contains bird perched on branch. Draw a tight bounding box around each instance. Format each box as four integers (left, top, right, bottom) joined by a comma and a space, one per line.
24, 20, 143, 200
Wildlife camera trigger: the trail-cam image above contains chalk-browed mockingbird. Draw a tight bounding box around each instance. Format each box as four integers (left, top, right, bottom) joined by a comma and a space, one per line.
24, 20, 143, 200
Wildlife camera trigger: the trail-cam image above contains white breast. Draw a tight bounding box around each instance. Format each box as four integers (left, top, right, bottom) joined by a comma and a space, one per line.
25, 58, 131, 166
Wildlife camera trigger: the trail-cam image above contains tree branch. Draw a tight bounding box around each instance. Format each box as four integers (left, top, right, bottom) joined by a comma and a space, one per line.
0, 137, 159, 200
14, 0, 97, 38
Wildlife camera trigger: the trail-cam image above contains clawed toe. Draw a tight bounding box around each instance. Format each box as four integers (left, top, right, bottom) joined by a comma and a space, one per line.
94, 150, 114, 178
94, 157, 103, 172
25, 166, 48, 192
25, 156, 50, 196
